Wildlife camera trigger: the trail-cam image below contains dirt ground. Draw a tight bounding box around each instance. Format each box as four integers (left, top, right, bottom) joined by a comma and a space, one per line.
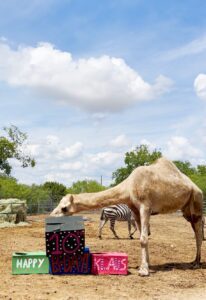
1, 212, 206, 300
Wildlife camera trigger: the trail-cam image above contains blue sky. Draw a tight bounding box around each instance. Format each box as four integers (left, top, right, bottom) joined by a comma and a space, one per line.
1, 0, 206, 186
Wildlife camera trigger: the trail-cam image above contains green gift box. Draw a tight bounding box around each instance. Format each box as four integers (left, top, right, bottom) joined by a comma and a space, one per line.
12, 251, 49, 274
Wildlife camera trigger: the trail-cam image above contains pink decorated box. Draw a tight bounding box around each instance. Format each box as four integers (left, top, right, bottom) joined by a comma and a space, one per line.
91, 252, 128, 275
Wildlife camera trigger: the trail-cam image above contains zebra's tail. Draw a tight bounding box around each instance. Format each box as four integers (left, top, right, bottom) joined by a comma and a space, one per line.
100, 209, 105, 220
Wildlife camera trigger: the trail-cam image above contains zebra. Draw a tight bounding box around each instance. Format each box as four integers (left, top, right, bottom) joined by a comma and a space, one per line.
98, 204, 138, 239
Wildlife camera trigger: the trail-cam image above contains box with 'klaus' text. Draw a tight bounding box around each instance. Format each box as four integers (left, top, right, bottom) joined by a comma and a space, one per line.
91, 252, 128, 275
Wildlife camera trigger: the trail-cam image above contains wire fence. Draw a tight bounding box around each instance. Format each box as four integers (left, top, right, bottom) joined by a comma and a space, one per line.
26, 199, 206, 215
27, 202, 56, 215
26, 202, 99, 215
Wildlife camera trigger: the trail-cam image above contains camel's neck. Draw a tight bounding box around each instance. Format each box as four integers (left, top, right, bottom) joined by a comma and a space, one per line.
74, 183, 129, 212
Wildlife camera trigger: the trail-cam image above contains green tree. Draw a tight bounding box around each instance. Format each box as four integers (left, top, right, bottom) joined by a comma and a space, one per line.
189, 174, 206, 202
0, 175, 33, 200
112, 144, 162, 185
43, 181, 67, 204
173, 160, 196, 176
0, 125, 35, 176
197, 165, 206, 176
26, 184, 50, 213
67, 180, 106, 194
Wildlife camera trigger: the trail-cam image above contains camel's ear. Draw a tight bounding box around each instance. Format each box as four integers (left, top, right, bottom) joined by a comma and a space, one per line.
70, 195, 74, 204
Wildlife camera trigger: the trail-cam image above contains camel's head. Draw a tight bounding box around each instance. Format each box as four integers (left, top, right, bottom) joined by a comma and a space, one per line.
50, 194, 76, 217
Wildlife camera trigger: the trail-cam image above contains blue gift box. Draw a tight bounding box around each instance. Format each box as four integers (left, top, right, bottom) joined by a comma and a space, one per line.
49, 247, 91, 275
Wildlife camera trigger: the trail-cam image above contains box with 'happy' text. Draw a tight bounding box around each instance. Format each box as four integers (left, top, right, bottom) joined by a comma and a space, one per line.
12, 251, 49, 274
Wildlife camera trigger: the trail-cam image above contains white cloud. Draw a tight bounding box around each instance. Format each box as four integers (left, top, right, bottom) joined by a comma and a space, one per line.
44, 172, 72, 183
139, 139, 156, 150
194, 73, 206, 100
58, 142, 83, 159
60, 161, 83, 171
24, 137, 83, 163
23, 144, 40, 156
89, 151, 122, 166
110, 134, 130, 147
46, 135, 59, 146
162, 35, 206, 61
164, 136, 202, 161
0, 41, 173, 112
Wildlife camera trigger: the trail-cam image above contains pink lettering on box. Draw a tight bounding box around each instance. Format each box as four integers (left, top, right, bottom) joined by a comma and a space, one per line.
91, 253, 128, 275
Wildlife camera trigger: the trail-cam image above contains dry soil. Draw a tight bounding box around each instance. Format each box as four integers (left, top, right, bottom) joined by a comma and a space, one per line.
1, 213, 206, 300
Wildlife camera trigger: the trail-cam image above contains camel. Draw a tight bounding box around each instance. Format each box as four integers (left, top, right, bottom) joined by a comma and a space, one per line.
203, 216, 206, 240
51, 157, 203, 276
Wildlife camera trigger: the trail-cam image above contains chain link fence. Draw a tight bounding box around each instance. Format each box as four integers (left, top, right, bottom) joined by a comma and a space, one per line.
27, 202, 99, 215
27, 198, 206, 215
27, 201, 56, 215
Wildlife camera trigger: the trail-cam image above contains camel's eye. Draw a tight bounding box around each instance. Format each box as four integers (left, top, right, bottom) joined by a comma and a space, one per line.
61, 206, 68, 213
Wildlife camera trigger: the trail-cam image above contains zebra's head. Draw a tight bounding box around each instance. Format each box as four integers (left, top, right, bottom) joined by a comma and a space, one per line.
50, 194, 76, 216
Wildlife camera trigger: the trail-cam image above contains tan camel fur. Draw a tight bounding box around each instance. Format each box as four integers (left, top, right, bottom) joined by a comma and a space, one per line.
51, 157, 203, 276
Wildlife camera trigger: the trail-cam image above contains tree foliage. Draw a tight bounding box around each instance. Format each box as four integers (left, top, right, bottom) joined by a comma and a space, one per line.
0, 125, 35, 176
197, 165, 206, 176
173, 160, 196, 176
112, 144, 162, 185
42, 181, 67, 204
0, 139, 205, 213
67, 180, 106, 194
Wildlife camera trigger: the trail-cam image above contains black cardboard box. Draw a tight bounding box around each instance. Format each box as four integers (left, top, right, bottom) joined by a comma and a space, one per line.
45, 216, 85, 258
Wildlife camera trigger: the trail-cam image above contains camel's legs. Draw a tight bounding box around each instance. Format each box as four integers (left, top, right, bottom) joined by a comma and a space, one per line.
138, 204, 150, 276
190, 216, 203, 266
182, 191, 203, 267
129, 204, 151, 238
129, 205, 141, 234
110, 219, 119, 239
128, 220, 137, 239
202, 216, 205, 241
98, 218, 108, 239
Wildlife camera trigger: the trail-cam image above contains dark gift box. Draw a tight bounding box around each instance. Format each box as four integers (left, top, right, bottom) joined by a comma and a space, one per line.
45, 216, 85, 257
49, 247, 91, 275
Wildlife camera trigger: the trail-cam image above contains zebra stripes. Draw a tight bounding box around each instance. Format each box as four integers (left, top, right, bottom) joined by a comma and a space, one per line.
98, 204, 138, 239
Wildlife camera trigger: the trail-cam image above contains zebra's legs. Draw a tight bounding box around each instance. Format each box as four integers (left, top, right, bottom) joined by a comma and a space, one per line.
99, 219, 108, 239
110, 219, 119, 239
129, 219, 138, 239
128, 220, 133, 239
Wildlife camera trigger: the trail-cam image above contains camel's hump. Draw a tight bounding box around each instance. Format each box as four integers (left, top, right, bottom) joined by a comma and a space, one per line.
144, 157, 201, 192
152, 157, 179, 170
129, 157, 184, 181
149, 157, 184, 176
